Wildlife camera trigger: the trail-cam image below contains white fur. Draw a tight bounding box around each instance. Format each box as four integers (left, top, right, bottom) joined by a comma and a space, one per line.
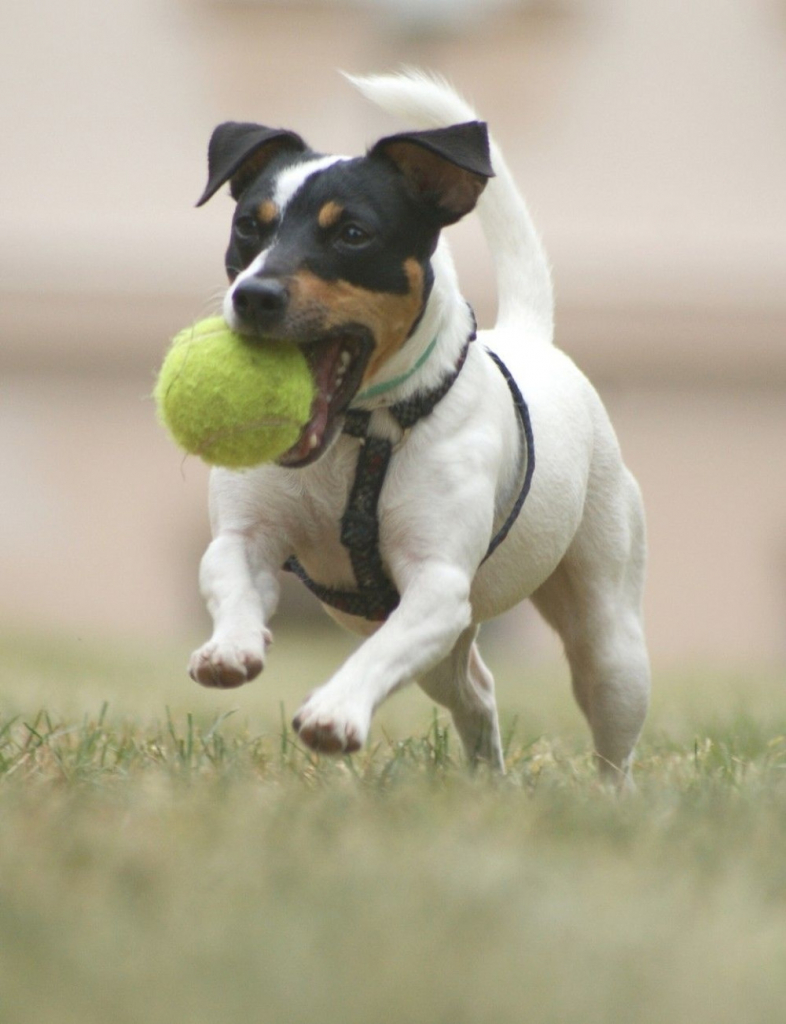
223, 248, 270, 326
273, 154, 348, 210
189, 71, 650, 785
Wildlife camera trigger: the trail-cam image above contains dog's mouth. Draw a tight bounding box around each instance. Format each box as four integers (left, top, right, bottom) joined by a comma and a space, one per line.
277, 326, 373, 468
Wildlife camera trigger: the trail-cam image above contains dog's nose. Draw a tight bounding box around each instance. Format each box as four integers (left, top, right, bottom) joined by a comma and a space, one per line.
232, 277, 289, 330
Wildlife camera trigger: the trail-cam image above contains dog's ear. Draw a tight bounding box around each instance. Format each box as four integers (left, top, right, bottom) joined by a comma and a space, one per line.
196, 122, 308, 207
369, 122, 494, 226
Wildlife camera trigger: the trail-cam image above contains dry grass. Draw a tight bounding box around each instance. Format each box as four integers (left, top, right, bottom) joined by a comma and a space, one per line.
1, 627, 786, 1024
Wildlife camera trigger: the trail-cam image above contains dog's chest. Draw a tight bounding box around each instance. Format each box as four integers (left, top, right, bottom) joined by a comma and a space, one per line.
288, 437, 366, 587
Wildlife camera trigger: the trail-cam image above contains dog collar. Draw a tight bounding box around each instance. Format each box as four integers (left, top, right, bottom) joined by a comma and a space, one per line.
353, 333, 440, 403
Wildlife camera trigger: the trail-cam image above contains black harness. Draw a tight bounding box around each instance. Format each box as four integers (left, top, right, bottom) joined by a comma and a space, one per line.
282, 332, 535, 622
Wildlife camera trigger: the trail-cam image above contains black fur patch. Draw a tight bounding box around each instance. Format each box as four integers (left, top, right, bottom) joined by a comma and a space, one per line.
225, 154, 439, 309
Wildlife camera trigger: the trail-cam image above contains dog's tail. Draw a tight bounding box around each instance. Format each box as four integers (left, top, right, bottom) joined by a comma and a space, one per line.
347, 68, 553, 344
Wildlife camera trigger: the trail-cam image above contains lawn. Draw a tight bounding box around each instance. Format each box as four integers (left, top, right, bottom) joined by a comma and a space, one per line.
1, 626, 785, 1024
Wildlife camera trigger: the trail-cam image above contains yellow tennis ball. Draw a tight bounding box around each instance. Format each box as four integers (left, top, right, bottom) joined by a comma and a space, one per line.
154, 317, 314, 468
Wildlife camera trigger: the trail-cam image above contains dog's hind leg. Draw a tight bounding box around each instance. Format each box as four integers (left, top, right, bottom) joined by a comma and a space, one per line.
531, 467, 651, 788
418, 627, 505, 770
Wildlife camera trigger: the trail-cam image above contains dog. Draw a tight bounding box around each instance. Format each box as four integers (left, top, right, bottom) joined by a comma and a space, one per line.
188, 70, 650, 785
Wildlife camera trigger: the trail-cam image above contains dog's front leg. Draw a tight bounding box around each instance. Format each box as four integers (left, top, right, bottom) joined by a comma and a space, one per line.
189, 530, 280, 689
292, 562, 473, 753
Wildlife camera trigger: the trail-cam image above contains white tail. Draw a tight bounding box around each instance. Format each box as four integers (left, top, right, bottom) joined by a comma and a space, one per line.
346, 69, 554, 344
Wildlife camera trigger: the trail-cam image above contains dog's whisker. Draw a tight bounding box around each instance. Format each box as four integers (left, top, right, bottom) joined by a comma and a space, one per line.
197, 290, 227, 320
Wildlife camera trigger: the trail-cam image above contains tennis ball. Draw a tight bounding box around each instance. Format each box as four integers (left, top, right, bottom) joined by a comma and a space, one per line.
154, 317, 314, 468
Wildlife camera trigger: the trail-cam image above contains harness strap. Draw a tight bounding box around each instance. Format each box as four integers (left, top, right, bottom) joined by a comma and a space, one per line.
284, 424, 400, 622
481, 351, 536, 563
283, 337, 534, 622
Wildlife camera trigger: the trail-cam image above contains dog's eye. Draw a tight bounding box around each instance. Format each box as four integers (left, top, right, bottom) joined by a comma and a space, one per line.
336, 222, 372, 249
234, 215, 260, 241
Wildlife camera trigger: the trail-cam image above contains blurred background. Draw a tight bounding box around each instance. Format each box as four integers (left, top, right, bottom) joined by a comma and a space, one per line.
1, 0, 785, 679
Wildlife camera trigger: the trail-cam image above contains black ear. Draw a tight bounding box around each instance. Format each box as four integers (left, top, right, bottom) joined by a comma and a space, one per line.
369, 122, 494, 226
196, 122, 308, 207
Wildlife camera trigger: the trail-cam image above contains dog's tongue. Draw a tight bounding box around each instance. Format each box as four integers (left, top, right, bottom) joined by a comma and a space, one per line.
281, 340, 343, 464
286, 392, 330, 463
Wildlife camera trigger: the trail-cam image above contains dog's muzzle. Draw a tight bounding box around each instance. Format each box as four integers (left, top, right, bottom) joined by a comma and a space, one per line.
232, 276, 289, 334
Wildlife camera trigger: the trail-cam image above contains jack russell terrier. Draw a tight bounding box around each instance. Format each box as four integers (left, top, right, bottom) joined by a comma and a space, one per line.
187, 70, 650, 785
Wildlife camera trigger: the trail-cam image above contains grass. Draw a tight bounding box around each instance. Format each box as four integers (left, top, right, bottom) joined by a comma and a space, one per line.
1, 628, 786, 1024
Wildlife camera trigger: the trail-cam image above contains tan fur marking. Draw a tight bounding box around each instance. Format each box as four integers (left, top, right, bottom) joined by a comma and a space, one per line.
288, 259, 425, 381
257, 199, 279, 224
317, 201, 344, 230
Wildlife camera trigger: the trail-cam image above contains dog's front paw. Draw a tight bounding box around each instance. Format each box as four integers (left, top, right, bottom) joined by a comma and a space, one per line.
188, 632, 271, 689
292, 689, 370, 755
